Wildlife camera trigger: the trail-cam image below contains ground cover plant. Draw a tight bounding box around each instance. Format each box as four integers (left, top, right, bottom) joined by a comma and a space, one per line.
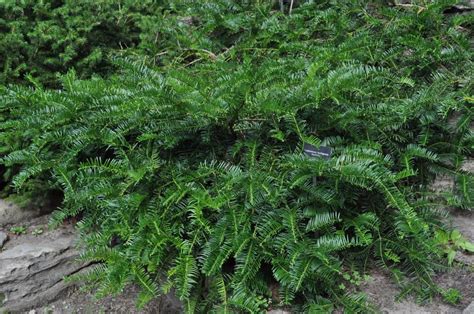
0, 0, 473, 313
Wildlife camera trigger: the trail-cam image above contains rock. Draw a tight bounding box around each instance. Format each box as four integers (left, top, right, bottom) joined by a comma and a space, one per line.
430, 173, 455, 193
0, 231, 7, 248
464, 301, 474, 314
0, 227, 88, 312
462, 159, 474, 174
454, 0, 474, 10
268, 310, 291, 314
0, 199, 41, 227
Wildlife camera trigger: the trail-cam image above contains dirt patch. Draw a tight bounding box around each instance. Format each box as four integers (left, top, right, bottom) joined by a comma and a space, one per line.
449, 210, 474, 241
435, 267, 474, 310
361, 207, 474, 314
448, 210, 474, 266
361, 269, 467, 314
34, 284, 181, 314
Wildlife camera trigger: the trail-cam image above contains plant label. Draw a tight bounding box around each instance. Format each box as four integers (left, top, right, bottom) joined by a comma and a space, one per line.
303, 143, 332, 160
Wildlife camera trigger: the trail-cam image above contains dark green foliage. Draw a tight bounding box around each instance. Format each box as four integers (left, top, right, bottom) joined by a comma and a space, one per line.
0, 0, 161, 87
1, 0, 473, 312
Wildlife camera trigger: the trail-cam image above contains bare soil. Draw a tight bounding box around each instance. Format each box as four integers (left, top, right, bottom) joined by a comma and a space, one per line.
33, 285, 173, 314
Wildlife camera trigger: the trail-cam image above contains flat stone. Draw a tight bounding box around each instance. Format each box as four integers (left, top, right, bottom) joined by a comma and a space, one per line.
455, 0, 474, 10
464, 301, 474, 314
0, 227, 88, 312
0, 199, 41, 227
0, 231, 7, 249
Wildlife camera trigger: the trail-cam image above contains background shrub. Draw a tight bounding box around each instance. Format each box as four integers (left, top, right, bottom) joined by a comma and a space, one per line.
0, 0, 161, 87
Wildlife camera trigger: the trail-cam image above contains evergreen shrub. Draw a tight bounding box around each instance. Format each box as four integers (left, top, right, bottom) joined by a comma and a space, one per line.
1, 1, 473, 312
0, 0, 159, 87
